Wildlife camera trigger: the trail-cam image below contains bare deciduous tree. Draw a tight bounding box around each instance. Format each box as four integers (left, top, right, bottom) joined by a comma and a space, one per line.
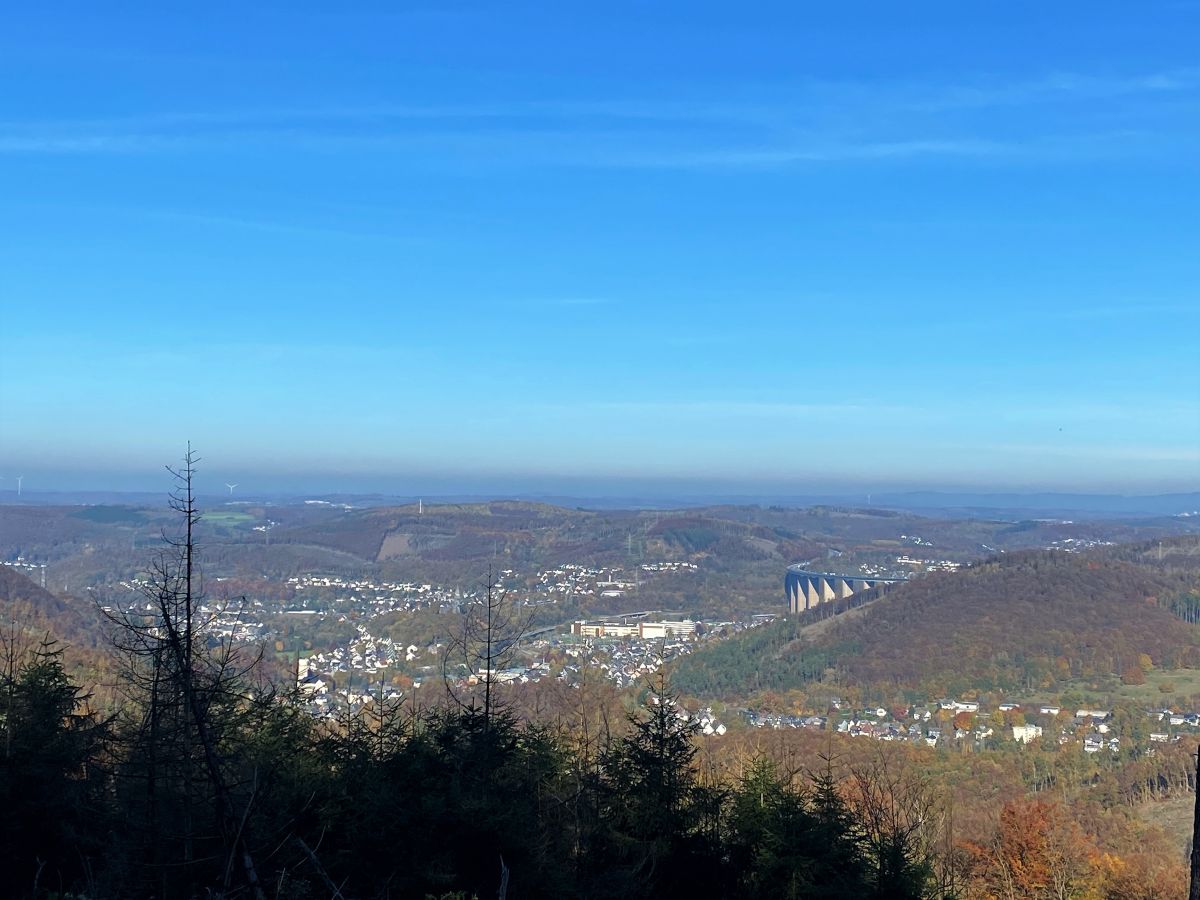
843, 747, 946, 897
442, 566, 533, 727
102, 446, 266, 899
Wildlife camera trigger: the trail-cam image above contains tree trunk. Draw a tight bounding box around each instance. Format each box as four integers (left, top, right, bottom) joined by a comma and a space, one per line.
1190, 743, 1200, 900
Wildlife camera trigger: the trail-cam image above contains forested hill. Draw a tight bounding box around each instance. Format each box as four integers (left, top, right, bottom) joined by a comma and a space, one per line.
0, 566, 102, 653
673, 541, 1200, 700
0, 565, 70, 619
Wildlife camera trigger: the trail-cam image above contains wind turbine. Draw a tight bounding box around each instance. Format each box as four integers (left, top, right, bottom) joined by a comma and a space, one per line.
226, 483, 238, 496
16, 476, 22, 497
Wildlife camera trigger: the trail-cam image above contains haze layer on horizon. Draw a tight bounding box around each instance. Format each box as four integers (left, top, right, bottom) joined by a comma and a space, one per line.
1, 3, 1198, 494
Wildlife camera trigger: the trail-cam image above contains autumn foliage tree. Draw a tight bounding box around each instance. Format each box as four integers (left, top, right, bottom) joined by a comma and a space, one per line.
1120, 665, 1147, 685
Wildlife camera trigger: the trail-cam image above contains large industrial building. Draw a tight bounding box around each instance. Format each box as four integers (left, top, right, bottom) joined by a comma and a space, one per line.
785, 566, 903, 613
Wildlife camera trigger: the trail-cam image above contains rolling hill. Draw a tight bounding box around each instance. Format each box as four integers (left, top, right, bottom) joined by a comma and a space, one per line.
0, 565, 106, 671
673, 539, 1200, 700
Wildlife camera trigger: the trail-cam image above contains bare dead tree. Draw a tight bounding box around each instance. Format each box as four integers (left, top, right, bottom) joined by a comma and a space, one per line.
442, 565, 534, 728
101, 446, 266, 900
843, 747, 946, 895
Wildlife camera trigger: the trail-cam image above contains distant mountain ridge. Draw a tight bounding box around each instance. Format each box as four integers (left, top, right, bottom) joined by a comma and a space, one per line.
869, 491, 1200, 518
4, 489, 1197, 518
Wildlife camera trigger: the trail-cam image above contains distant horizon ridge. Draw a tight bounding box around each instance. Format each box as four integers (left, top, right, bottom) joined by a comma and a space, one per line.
2, 486, 1197, 517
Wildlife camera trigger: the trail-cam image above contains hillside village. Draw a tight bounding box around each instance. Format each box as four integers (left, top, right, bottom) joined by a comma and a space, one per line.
291, 612, 767, 720
748, 697, 1200, 756
106, 559, 702, 650
101, 542, 1200, 763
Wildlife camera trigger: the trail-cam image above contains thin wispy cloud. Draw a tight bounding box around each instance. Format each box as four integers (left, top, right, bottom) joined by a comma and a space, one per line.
139, 209, 420, 244
0, 125, 1172, 172
579, 401, 912, 418
0, 134, 172, 153
902, 68, 1200, 112
609, 138, 1016, 169
542, 297, 613, 307
0, 68, 1193, 169
3, 67, 1193, 132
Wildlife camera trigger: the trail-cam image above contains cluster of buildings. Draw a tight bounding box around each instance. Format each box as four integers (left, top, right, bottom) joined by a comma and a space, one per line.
570, 618, 701, 639
291, 613, 739, 717
853, 562, 907, 579
272, 561, 714, 713
287, 573, 458, 613
110, 577, 270, 645
1, 555, 47, 587
298, 623, 440, 677
294, 676, 405, 714
532, 562, 697, 602
894, 555, 963, 573
545, 630, 694, 688
103, 558, 710, 717
748, 698, 1200, 754
533, 617, 766, 690
648, 693, 728, 736
1046, 537, 1117, 552
532, 564, 636, 601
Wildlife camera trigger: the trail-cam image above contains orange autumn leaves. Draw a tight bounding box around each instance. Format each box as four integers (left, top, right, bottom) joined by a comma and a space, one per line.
962, 798, 1185, 900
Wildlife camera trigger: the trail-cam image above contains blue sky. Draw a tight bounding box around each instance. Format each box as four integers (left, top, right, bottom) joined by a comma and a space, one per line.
1, 2, 1198, 496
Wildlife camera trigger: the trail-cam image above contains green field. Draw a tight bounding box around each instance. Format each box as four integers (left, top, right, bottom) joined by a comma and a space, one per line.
203, 511, 256, 527
1059, 667, 1200, 705
71, 505, 149, 525
1109, 667, 1200, 703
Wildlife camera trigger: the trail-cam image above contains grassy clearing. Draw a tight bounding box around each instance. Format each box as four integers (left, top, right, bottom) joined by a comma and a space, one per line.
1135, 795, 1193, 856
1055, 668, 1200, 705
72, 506, 148, 525
203, 511, 255, 526
1108, 668, 1200, 704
